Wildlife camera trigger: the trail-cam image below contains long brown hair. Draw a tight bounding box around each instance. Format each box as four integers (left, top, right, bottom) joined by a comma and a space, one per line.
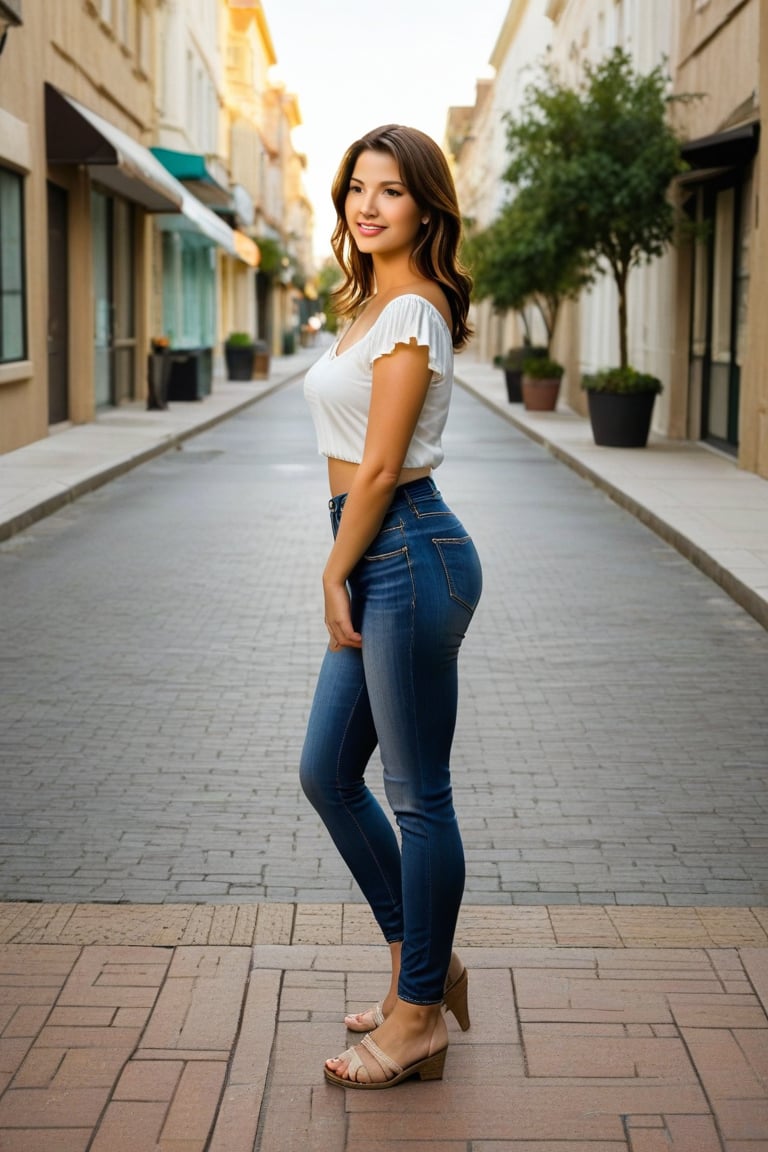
330, 125, 473, 350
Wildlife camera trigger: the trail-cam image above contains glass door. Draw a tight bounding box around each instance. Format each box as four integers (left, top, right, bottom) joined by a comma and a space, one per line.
689, 174, 749, 454
112, 198, 136, 404
92, 189, 113, 407
91, 190, 136, 406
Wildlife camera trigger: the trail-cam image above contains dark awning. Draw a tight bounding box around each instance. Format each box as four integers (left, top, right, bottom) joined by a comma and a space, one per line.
681, 121, 759, 172
0, 1, 22, 29
45, 85, 258, 264
45, 84, 184, 212
151, 147, 233, 209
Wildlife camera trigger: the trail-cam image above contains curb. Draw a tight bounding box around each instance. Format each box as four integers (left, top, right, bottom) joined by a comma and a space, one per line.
457, 374, 768, 631
0, 368, 305, 545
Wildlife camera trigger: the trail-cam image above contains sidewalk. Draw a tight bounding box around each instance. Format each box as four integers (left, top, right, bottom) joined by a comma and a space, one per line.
455, 351, 768, 631
0, 343, 321, 544
1, 350, 767, 1148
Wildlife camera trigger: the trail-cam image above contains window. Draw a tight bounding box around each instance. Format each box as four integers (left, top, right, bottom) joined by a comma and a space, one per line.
136, 1, 150, 74
116, 0, 135, 50
0, 167, 26, 364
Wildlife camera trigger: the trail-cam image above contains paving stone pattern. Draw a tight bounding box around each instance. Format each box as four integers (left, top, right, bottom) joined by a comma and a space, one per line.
1, 382, 767, 905
2, 913, 768, 1151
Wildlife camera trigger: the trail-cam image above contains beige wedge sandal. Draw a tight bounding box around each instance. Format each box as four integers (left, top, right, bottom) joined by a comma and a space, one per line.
324, 1031, 448, 1090
345, 952, 470, 1033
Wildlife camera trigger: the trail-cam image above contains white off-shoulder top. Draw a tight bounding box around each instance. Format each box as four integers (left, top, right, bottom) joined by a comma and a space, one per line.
303, 294, 453, 469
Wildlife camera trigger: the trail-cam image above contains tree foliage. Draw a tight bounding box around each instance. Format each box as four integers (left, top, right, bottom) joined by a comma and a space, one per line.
467, 189, 590, 350
316, 258, 344, 332
467, 47, 688, 369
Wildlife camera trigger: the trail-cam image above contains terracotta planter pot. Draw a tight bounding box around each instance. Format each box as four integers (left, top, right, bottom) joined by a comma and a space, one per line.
587, 389, 656, 447
521, 375, 561, 411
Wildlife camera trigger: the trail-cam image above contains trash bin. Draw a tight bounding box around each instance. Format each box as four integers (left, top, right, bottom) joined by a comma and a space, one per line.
282, 330, 296, 356
166, 347, 212, 401
253, 340, 271, 379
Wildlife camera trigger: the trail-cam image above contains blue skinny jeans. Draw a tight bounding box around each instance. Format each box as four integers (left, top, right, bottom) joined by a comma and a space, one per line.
299, 477, 482, 1005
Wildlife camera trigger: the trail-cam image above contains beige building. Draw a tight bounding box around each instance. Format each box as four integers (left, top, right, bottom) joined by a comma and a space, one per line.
222, 2, 315, 356
447, 0, 553, 362
672, 0, 765, 477
0, 0, 314, 456
0, 0, 162, 451
452, 0, 767, 479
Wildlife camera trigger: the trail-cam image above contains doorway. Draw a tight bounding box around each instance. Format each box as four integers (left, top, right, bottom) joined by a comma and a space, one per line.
47, 182, 69, 424
688, 173, 750, 454
91, 189, 136, 406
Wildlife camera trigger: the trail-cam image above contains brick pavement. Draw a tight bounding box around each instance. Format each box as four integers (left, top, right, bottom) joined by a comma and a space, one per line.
1, 382, 767, 907
1, 903, 768, 1150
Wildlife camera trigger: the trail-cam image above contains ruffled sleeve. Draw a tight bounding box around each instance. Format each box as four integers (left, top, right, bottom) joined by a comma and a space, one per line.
367, 295, 452, 383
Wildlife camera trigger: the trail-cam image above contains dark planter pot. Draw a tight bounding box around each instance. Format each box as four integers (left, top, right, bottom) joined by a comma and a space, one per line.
587, 389, 657, 448
521, 375, 561, 411
503, 368, 523, 403
225, 344, 255, 381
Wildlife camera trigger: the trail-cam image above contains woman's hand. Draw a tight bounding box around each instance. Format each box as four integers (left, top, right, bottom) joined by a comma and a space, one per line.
324, 578, 362, 650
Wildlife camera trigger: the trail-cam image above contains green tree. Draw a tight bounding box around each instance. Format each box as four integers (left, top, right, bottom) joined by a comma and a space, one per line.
504, 47, 688, 369
316, 258, 343, 333
467, 188, 591, 352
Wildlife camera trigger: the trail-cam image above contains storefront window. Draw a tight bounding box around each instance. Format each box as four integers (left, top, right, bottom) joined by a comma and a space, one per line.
0, 167, 26, 364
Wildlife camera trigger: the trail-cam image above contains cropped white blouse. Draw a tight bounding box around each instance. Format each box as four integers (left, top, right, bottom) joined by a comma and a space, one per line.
303, 294, 453, 470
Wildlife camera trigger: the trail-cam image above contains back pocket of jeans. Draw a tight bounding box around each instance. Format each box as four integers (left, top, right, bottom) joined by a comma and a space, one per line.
432, 536, 482, 613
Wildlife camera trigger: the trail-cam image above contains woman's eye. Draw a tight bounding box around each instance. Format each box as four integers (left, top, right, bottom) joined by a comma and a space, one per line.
384, 188, 402, 197
348, 184, 362, 194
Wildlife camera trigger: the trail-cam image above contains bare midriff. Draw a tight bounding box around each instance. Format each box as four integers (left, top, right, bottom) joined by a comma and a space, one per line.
328, 458, 431, 499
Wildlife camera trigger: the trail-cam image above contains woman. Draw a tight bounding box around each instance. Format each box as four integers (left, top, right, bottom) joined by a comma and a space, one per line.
301, 124, 482, 1089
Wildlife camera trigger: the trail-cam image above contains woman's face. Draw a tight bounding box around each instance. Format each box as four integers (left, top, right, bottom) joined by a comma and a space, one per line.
344, 149, 424, 260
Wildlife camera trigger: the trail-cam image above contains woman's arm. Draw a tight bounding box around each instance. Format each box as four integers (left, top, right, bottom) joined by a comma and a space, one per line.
323, 340, 432, 649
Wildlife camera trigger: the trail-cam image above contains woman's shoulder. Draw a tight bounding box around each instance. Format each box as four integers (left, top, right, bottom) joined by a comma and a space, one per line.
379, 286, 451, 333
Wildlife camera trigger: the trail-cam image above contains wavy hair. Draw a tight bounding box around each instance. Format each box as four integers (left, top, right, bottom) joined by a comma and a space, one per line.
330, 125, 473, 350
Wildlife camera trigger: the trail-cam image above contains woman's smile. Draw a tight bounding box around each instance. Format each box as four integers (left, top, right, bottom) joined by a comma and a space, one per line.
345, 149, 423, 257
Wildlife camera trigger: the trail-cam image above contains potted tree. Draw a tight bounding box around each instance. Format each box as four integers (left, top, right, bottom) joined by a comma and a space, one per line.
494, 345, 548, 402
466, 176, 589, 410
465, 217, 544, 402
521, 356, 566, 411
582, 367, 662, 447
504, 48, 687, 442
224, 332, 256, 380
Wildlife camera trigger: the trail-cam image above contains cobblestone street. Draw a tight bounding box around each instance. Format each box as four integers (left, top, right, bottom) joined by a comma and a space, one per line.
1, 377, 767, 907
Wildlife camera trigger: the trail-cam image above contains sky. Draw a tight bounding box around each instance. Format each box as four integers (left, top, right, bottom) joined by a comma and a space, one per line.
261, 0, 512, 264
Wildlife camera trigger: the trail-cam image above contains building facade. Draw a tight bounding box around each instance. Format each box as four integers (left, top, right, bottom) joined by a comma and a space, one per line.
0, 0, 313, 456
451, 0, 766, 479
447, 0, 553, 363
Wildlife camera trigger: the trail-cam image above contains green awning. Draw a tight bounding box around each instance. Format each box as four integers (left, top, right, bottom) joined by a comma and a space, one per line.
151, 147, 232, 209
